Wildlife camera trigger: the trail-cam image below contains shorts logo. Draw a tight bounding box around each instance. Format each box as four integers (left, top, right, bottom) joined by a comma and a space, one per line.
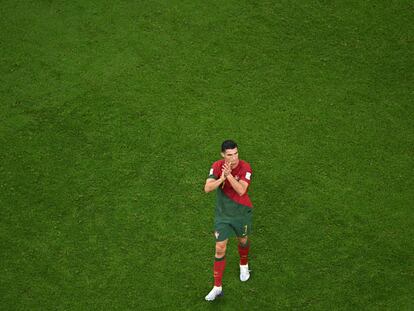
214, 231, 220, 239
245, 172, 251, 180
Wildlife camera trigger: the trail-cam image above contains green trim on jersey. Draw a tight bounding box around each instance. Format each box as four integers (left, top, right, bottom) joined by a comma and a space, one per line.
215, 188, 251, 217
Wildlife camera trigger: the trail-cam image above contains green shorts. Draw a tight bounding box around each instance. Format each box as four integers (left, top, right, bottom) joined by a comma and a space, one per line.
214, 204, 253, 242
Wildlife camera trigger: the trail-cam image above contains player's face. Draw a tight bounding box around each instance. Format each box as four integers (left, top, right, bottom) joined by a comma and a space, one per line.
221, 148, 239, 168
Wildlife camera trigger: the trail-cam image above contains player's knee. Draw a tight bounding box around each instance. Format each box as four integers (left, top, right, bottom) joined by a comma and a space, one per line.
215, 250, 226, 258
215, 243, 227, 257
216, 244, 226, 253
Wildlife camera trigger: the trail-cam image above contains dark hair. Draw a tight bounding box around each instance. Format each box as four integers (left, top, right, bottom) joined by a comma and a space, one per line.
221, 140, 238, 152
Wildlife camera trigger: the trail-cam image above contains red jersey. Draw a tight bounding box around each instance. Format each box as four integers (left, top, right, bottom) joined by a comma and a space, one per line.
208, 159, 253, 208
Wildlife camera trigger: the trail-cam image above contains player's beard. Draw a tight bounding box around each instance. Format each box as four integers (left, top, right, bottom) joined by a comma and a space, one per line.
230, 160, 239, 169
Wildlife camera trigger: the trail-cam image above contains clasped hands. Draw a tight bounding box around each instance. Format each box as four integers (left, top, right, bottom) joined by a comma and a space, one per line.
220, 162, 232, 182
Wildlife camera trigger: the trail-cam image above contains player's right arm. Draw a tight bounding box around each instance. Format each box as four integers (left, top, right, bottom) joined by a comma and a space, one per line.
204, 162, 227, 193
204, 175, 225, 193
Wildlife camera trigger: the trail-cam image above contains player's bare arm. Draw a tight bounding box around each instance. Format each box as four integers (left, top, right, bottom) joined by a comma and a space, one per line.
221, 161, 248, 196
226, 174, 248, 196
204, 170, 226, 193
204, 178, 223, 193
205, 162, 232, 193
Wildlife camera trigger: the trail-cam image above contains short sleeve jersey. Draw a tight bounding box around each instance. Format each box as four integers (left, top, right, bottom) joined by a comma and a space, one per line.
208, 159, 253, 208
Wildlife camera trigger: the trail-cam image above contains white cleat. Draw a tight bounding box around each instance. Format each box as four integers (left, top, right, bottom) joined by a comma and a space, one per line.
240, 264, 251, 282
205, 286, 223, 301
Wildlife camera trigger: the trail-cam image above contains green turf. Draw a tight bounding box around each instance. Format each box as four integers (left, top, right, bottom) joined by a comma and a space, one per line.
1, 0, 413, 310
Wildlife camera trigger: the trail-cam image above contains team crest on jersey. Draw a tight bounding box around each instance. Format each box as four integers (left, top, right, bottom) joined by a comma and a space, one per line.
235, 175, 240, 181
214, 231, 220, 239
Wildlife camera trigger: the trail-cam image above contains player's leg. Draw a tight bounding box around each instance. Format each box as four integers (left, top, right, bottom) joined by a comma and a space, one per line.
234, 209, 252, 282
237, 235, 251, 282
205, 239, 228, 301
215, 239, 228, 259
237, 235, 250, 265
214, 239, 227, 286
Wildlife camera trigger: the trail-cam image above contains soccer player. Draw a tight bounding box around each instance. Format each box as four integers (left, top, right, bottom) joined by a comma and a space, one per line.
204, 140, 253, 301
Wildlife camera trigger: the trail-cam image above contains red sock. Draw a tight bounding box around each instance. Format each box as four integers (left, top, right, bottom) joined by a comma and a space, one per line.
213, 257, 226, 287
238, 242, 250, 265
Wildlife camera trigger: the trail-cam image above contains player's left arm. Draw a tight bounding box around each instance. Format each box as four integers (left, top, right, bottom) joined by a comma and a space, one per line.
226, 163, 252, 196
226, 175, 249, 196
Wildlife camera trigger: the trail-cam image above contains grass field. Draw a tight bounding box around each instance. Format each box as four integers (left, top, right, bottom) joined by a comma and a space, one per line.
1, 0, 413, 310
